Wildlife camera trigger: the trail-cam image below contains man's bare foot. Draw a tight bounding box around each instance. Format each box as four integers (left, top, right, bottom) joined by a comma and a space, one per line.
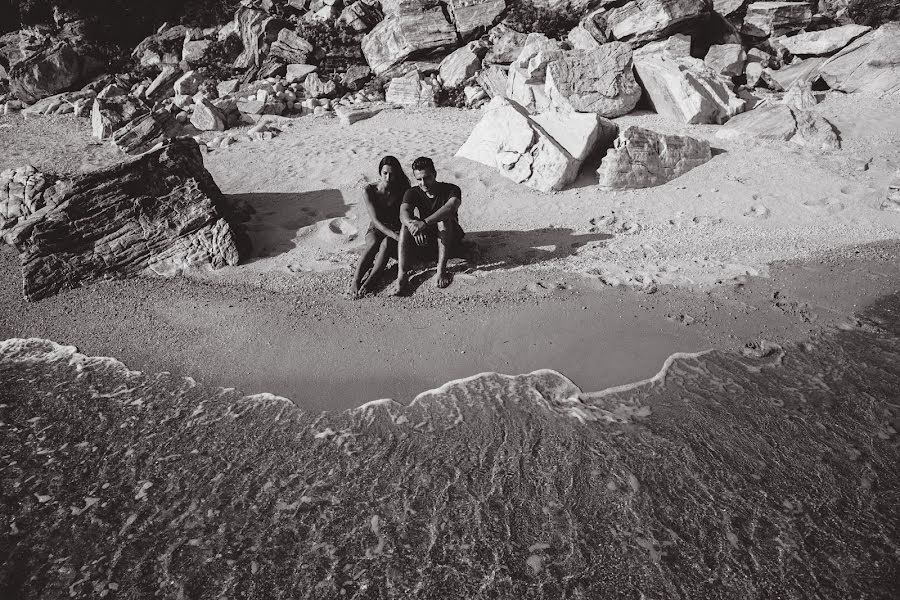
348, 281, 362, 299
390, 274, 409, 296
435, 270, 452, 289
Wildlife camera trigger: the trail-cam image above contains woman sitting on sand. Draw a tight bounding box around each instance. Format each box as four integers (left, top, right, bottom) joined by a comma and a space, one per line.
350, 155, 411, 298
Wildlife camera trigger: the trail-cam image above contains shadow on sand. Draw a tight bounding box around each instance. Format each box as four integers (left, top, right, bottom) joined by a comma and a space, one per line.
222, 190, 350, 262
362, 227, 614, 296
469, 227, 613, 271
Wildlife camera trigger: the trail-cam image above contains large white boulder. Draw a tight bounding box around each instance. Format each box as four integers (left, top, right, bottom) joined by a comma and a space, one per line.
439, 42, 484, 88
576, 0, 710, 47
484, 23, 527, 64
361, 1, 458, 74
814, 23, 900, 96
455, 97, 581, 192
715, 104, 840, 150
704, 44, 746, 77
531, 110, 618, 162
634, 55, 746, 124
447, 0, 506, 41
741, 2, 811, 38
775, 24, 870, 56
546, 43, 642, 118
385, 70, 437, 106
597, 126, 712, 189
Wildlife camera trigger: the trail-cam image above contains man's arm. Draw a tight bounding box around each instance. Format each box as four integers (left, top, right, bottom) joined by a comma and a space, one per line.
422, 186, 461, 226
362, 187, 400, 240
399, 198, 416, 228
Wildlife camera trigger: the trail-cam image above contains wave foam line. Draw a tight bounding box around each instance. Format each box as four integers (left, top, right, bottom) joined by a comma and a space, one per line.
579, 350, 714, 401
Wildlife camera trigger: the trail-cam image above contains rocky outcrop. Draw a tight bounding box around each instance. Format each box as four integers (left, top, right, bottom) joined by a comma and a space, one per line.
8, 140, 241, 301
634, 55, 746, 124
234, 7, 279, 70
715, 103, 840, 150
111, 109, 180, 155
173, 70, 203, 96
546, 43, 642, 118
741, 2, 812, 38
342, 65, 373, 90
339, 0, 385, 32
713, 0, 746, 17
448, 0, 506, 41
781, 81, 818, 110
385, 70, 437, 106
285, 63, 318, 83
303, 73, 338, 99
577, 0, 710, 47
814, 24, 900, 96
269, 29, 313, 64
22, 89, 95, 116
9, 40, 97, 104
505, 34, 562, 113
439, 42, 485, 88
131, 25, 190, 65
633, 33, 691, 59
596, 126, 712, 190
477, 65, 509, 98
704, 44, 746, 77
484, 23, 527, 64
91, 96, 148, 140
775, 24, 870, 56
145, 65, 182, 103
361, 2, 458, 74
531, 110, 618, 162
455, 97, 580, 193
191, 98, 227, 131
0, 166, 67, 245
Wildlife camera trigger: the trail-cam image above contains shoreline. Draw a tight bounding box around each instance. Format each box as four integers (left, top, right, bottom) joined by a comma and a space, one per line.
1, 240, 898, 412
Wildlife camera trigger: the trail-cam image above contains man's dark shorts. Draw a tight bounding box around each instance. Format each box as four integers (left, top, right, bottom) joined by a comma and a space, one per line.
415, 219, 465, 258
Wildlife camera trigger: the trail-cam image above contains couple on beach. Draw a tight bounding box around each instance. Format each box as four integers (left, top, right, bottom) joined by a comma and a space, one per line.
351, 155, 465, 298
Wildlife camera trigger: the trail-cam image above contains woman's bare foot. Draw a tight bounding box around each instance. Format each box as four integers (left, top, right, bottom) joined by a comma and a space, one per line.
390, 274, 409, 296
435, 269, 452, 289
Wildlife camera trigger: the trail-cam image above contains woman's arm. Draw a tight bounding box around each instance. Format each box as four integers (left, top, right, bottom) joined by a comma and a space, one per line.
362, 186, 400, 241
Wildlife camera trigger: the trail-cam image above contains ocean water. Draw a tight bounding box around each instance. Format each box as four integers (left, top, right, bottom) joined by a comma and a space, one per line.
1, 295, 899, 599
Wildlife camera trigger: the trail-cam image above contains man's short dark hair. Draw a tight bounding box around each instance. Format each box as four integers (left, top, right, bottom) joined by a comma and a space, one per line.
412, 156, 435, 173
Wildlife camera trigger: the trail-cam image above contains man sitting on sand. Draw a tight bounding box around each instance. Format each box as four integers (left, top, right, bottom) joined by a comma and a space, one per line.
391, 156, 464, 295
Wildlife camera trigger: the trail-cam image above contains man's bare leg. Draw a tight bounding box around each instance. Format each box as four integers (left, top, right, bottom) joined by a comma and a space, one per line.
390, 227, 412, 296
435, 221, 453, 289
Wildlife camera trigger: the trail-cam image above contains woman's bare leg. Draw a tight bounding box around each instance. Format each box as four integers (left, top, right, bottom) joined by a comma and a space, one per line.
351, 235, 382, 298
360, 238, 391, 294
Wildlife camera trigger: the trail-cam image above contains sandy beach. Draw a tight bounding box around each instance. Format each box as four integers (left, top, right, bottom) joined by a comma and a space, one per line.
2, 92, 900, 409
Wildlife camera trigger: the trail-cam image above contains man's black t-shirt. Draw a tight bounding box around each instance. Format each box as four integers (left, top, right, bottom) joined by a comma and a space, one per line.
402, 182, 461, 221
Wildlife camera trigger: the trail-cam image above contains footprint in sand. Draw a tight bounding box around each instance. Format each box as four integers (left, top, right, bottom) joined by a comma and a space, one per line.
802, 197, 845, 214
743, 204, 770, 219
691, 215, 722, 226
320, 217, 358, 241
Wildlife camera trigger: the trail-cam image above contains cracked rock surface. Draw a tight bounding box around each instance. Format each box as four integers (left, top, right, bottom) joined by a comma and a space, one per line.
7, 139, 241, 301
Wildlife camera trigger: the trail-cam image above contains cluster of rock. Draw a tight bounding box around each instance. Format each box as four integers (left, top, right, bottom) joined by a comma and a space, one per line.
0, 140, 242, 301
0, 1, 898, 193
452, 2, 899, 192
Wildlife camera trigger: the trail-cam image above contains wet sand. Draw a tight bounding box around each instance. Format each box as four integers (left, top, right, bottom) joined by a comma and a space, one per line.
1, 240, 898, 411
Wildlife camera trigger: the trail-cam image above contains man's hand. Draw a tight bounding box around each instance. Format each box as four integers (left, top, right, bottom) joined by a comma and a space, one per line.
406, 219, 427, 235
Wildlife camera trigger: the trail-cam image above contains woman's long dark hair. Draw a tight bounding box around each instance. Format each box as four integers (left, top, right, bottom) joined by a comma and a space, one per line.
378, 155, 410, 192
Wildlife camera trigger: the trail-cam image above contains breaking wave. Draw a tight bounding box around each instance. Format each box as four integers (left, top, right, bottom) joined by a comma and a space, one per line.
2, 294, 899, 599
